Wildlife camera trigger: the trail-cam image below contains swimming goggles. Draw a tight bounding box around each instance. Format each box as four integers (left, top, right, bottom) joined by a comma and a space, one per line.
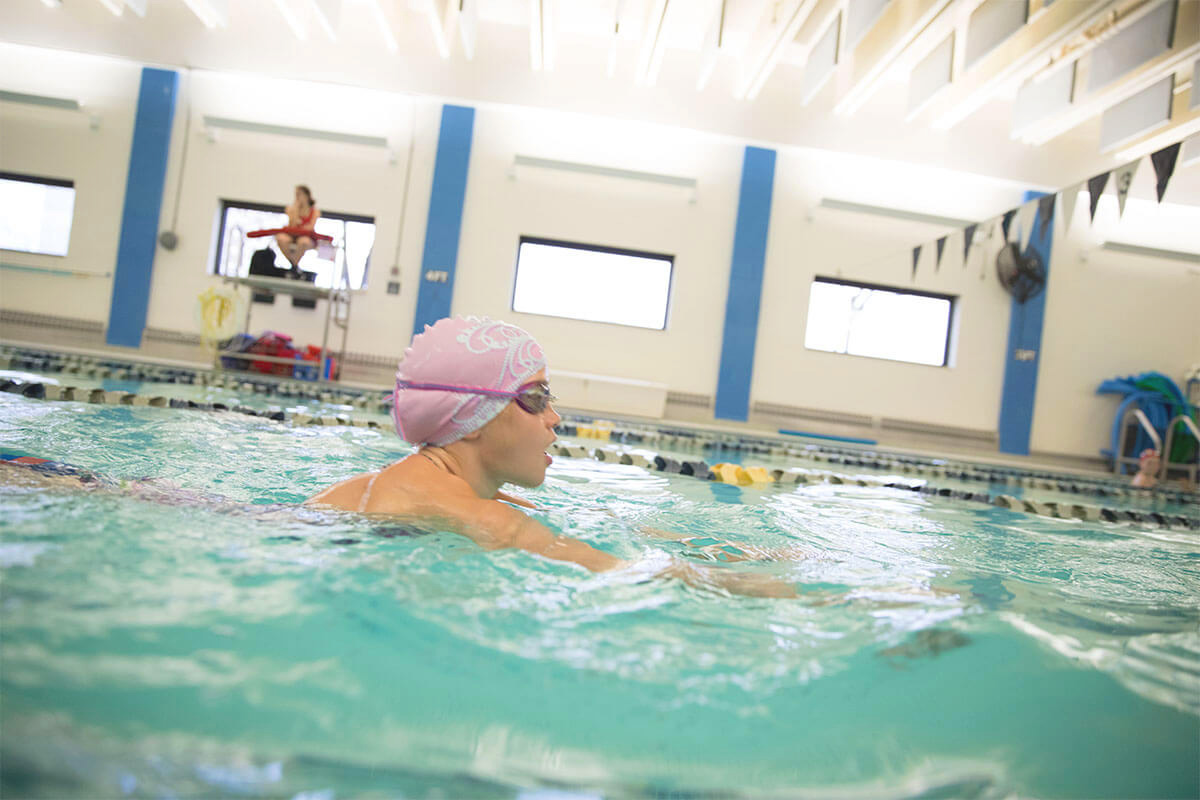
395, 380, 556, 415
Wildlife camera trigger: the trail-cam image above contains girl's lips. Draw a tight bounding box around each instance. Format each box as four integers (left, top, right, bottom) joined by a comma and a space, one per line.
545, 453, 553, 466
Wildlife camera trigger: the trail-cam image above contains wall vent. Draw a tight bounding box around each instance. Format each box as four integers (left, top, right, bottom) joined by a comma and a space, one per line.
880, 415, 997, 443
0, 309, 103, 334
667, 390, 713, 409
752, 401, 875, 428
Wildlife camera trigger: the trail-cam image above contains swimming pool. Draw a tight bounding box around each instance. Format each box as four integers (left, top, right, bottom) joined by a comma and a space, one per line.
1, 363, 1198, 798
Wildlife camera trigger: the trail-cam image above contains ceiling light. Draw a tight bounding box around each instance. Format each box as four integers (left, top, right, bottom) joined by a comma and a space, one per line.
96, 0, 124, 16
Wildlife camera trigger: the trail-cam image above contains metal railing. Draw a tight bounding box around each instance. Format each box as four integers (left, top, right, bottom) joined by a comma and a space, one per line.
1113, 407, 1162, 477
1161, 414, 1200, 483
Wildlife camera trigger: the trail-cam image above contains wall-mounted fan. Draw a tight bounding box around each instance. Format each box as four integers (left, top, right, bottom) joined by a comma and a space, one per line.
995, 243, 1045, 303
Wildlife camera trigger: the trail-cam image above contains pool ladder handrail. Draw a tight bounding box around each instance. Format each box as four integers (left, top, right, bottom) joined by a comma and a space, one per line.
1160, 413, 1200, 483
1113, 407, 1162, 477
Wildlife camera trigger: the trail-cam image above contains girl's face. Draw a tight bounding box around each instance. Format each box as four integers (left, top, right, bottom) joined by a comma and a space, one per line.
474, 370, 560, 489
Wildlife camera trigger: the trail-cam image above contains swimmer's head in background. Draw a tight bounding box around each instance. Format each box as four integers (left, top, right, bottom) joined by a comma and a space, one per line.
392, 316, 547, 446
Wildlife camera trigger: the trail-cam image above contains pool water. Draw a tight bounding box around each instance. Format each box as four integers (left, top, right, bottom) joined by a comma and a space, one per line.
1, 390, 1198, 798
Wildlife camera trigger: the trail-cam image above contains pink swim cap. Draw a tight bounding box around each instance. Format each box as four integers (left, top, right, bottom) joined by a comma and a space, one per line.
392, 316, 546, 446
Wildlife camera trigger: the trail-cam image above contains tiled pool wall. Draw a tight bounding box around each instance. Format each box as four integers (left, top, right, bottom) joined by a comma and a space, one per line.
2, 343, 1197, 531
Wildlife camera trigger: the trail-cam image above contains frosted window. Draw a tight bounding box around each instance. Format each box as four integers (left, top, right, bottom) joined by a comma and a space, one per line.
804, 278, 953, 366
0, 173, 75, 257
512, 238, 672, 330
212, 200, 375, 290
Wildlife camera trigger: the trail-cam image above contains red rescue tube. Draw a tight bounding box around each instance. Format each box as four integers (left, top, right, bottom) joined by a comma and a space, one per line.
247, 227, 333, 243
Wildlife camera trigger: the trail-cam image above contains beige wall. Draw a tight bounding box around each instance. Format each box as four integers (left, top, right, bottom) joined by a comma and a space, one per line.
0, 46, 140, 323
1, 43, 1197, 462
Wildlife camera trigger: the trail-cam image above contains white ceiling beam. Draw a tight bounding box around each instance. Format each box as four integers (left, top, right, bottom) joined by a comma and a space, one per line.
736, 0, 821, 101
695, 0, 725, 91
459, 0, 479, 61
529, 0, 555, 71
425, 0, 453, 59
885, 0, 986, 80
831, 0, 956, 116
272, 0, 309, 41
181, 0, 229, 28
921, 0, 1119, 130
308, 0, 339, 41
1015, 0, 1199, 146
366, 0, 399, 52
607, 1, 624, 78
635, 0, 669, 86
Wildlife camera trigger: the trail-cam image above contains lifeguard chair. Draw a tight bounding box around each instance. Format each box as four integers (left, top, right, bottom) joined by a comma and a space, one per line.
215, 224, 351, 381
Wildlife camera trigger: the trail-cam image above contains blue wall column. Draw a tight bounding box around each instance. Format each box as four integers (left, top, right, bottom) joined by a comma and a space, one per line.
106, 67, 179, 347
998, 191, 1055, 455
714, 146, 776, 421
411, 104, 475, 338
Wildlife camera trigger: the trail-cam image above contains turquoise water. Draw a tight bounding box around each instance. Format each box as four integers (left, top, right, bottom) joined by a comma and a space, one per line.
1, 391, 1198, 798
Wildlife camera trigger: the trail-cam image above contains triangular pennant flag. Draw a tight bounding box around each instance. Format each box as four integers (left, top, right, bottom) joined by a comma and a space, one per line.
962, 223, 978, 266
1061, 183, 1081, 233
1087, 172, 1110, 223
1113, 158, 1140, 218
1001, 209, 1017, 241
1018, 200, 1037, 250
912, 245, 922, 279
1150, 143, 1181, 202
1037, 194, 1055, 238
935, 236, 947, 271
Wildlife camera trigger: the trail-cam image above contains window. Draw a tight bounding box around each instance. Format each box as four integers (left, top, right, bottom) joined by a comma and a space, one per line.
511, 237, 673, 330
0, 172, 76, 257
804, 277, 954, 366
212, 200, 376, 290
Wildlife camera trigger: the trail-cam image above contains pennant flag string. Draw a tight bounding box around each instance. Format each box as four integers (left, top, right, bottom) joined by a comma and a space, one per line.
1087, 172, 1110, 223
1150, 143, 1181, 202
1036, 194, 1055, 239
1061, 183, 1081, 234
1113, 159, 1140, 218
1018, 200, 1037, 251
811, 134, 1187, 284
1001, 209, 1017, 242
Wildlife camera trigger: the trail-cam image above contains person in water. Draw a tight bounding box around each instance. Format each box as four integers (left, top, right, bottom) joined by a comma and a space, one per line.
1130, 448, 1160, 488
276, 184, 320, 270
307, 315, 797, 597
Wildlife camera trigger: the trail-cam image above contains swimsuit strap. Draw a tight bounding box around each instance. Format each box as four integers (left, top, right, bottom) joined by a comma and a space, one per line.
357, 470, 382, 513
298, 207, 316, 228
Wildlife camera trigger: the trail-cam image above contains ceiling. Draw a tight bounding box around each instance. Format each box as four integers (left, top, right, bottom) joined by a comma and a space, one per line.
2, 0, 1198, 206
